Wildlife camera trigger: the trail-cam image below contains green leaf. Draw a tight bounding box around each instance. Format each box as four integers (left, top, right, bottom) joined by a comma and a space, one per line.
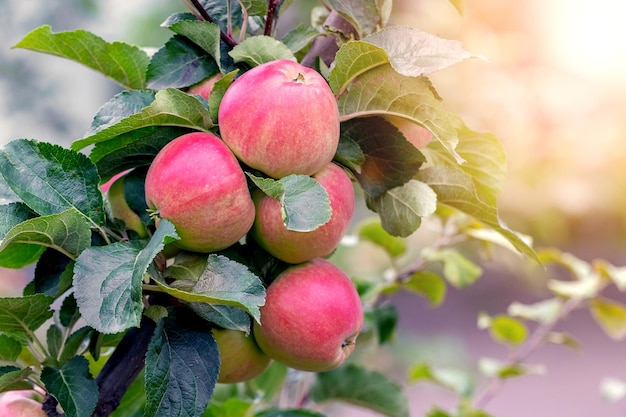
365, 304, 397, 344
0, 203, 35, 238
189, 303, 251, 333
13, 25, 149, 89
366, 179, 437, 237
424, 248, 482, 288
0, 335, 22, 362
91, 126, 193, 182
363, 26, 472, 76
281, 24, 323, 53
145, 310, 219, 417
321, 0, 384, 37
407, 362, 471, 396
418, 166, 534, 260
240, 0, 268, 16
146, 35, 219, 90
248, 174, 332, 232
167, 19, 223, 69
72, 88, 213, 151
229, 36, 296, 67
59, 327, 93, 365
154, 254, 265, 323
507, 298, 562, 324
0, 294, 54, 344
47, 324, 63, 363
357, 217, 406, 257
28, 250, 73, 298
329, 41, 389, 95
478, 357, 545, 379
41, 356, 98, 417
479, 314, 528, 346
0, 208, 92, 266
0, 366, 33, 392
403, 271, 447, 306
338, 64, 462, 163
311, 364, 409, 417
589, 297, 626, 340
209, 70, 238, 124
545, 332, 582, 352
334, 135, 366, 174
594, 259, 626, 292
88, 90, 157, 136
74, 220, 179, 333
340, 117, 426, 197
448, 0, 464, 14
0, 139, 105, 225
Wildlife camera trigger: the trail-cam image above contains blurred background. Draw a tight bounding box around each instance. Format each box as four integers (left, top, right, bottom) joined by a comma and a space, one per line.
1, 0, 626, 416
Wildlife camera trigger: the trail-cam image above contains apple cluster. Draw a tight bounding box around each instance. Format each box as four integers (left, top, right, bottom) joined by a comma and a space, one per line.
106, 60, 363, 381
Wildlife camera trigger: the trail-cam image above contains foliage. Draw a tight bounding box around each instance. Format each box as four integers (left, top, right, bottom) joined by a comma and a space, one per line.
1, 0, 625, 417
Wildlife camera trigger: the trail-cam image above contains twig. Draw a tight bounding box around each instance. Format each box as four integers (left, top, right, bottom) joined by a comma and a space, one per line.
185, 0, 238, 48
263, 0, 281, 36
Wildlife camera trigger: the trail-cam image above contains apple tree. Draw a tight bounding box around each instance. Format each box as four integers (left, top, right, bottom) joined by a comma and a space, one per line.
2, 1, 626, 417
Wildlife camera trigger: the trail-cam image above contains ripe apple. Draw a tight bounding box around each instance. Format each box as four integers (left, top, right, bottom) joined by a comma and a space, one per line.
0, 391, 46, 417
107, 171, 149, 238
384, 115, 433, 149
251, 162, 355, 264
253, 258, 363, 372
213, 328, 271, 383
187, 73, 222, 100
218, 59, 340, 179
144, 132, 255, 252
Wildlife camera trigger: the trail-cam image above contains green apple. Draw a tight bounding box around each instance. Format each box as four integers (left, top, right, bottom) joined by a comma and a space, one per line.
144, 132, 255, 252
218, 59, 340, 178
251, 162, 355, 264
107, 171, 149, 238
213, 328, 271, 383
253, 258, 363, 372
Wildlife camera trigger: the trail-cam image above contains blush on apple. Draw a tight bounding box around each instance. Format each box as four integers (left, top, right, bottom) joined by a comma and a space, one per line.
253, 258, 363, 372
187, 73, 222, 100
0, 390, 45, 417
213, 328, 271, 383
251, 162, 355, 264
384, 115, 433, 149
218, 59, 340, 179
144, 132, 255, 252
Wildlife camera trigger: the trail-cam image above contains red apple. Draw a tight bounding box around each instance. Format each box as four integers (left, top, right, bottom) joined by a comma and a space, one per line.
0, 390, 45, 417
384, 115, 433, 149
187, 73, 222, 100
253, 258, 363, 372
144, 132, 255, 252
213, 328, 271, 383
218, 59, 340, 178
251, 162, 355, 264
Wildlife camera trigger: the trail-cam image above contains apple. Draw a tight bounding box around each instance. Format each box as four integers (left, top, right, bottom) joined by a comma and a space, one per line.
144, 132, 255, 252
251, 162, 355, 264
0, 390, 46, 417
107, 171, 149, 238
218, 59, 340, 179
213, 328, 271, 383
253, 258, 363, 372
384, 115, 433, 149
187, 73, 222, 100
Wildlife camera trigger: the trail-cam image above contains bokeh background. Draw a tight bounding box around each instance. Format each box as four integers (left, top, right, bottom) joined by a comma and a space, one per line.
1, 0, 626, 416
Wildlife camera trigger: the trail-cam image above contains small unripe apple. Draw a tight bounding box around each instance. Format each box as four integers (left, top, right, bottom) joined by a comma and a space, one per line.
218, 59, 340, 178
144, 132, 255, 252
0, 391, 46, 417
251, 162, 355, 264
384, 115, 433, 149
187, 73, 222, 100
107, 172, 149, 238
253, 258, 363, 372
213, 328, 271, 383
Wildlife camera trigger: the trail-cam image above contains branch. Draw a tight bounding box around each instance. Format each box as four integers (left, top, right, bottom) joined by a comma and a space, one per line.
184, 0, 238, 48
263, 0, 281, 36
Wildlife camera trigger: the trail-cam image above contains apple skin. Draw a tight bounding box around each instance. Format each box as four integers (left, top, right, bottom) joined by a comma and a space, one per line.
187, 73, 222, 100
0, 391, 46, 417
251, 162, 355, 264
144, 132, 255, 253
384, 115, 433, 149
107, 172, 149, 238
213, 328, 271, 383
253, 258, 363, 372
218, 59, 340, 179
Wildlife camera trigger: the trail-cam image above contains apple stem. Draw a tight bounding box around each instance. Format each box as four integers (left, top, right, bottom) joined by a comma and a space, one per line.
263, 0, 281, 36
184, 0, 238, 48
